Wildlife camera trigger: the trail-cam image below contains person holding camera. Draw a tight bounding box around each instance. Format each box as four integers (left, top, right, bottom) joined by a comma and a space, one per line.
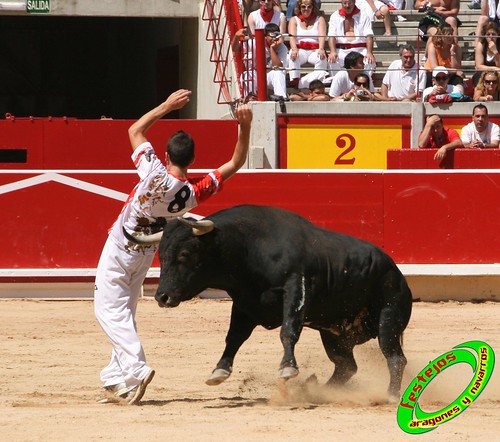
329, 51, 375, 101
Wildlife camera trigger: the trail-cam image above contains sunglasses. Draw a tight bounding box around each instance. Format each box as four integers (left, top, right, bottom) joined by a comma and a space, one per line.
301, 4, 313, 9
355, 81, 367, 86
485, 79, 498, 84
435, 75, 448, 81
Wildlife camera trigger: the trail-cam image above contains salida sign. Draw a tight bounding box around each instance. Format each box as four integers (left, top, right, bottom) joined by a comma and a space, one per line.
27, 0, 50, 13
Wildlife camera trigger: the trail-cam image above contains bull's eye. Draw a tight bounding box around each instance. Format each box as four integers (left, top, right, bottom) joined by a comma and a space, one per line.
178, 250, 190, 263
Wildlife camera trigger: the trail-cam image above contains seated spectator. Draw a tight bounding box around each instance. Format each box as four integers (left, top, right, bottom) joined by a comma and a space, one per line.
232, 24, 289, 100
422, 67, 464, 102
289, 79, 331, 100
329, 52, 375, 100
327, 0, 376, 78
472, 0, 500, 39
424, 25, 464, 87
248, 0, 287, 37
284, 0, 321, 20
418, 114, 463, 160
378, 44, 427, 101
474, 70, 500, 101
473, 22, 500, 86
357, 0, 403, 37
414, 0, 461, 45
460, 103, 500, 148
288, 0, 328, 88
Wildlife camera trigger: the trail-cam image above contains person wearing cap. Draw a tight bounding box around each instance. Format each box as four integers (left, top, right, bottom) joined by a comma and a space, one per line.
460, 104, 500, 149
418, 114, 463, 160
232, 23, 289, 100
422, 66, 464, 102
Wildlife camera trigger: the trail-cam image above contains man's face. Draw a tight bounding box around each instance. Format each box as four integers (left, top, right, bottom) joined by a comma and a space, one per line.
260, 0, 273, 11
433, 73, 448, 87
401, 50, 415, 69
431, 119, 444, 137
341, 0, 356, 13
265, 31, 281, 46
473, 108, 489, 131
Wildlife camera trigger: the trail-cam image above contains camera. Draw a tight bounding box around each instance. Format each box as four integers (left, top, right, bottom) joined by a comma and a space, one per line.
356, 89, 364, 95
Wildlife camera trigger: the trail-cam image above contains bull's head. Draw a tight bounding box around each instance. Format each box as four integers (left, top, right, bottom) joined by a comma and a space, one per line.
124, 217, 215, 308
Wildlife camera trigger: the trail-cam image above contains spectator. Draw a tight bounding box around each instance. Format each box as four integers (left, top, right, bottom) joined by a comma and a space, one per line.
424, 25, 464, 87
473, 22, 500, 86
379, 44, 427, 101
232, 24, 289, 100
288, 0, 328, 88
418, 114, 463, 160
473, 70, 500, 101
460, 103, 500, 148
327, 0, 376, 78
329, 51, 375, 100
289, 79, 331, 100
248, 0, 287, 37
414, 0, 461, 44
284, 0, 321, 21
357, 0, 402, 37
472, 0, 500, 40
422, 66, 464, 102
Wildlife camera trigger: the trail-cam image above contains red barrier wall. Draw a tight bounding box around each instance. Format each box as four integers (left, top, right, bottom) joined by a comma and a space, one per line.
1, 170, 499, 278
387, 149, 500, 169
0, 117, 237, 170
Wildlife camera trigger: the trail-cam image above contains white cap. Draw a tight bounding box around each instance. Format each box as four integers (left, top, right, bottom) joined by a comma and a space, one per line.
432, 66, 449, 78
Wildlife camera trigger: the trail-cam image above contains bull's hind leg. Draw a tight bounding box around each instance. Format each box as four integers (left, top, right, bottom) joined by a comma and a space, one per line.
206, 303, 257, 386
319, 331, 358, 386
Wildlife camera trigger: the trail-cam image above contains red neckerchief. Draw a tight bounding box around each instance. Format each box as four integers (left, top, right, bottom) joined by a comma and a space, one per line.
260, 6, 274, 22
339, 6, 360, 19
297, 13, 317, 23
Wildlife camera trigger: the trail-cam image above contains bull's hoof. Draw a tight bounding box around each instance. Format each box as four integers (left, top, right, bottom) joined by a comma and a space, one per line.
279, 366, 299, 380
206, 368, 231, 386
387, 393, 399, 404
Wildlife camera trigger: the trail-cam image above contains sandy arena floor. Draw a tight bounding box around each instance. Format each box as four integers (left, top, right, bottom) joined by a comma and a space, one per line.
1, 297, 499, 441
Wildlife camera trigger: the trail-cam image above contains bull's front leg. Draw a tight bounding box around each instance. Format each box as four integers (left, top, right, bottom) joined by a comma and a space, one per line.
279, 274, 307, 380
206, 303, 257, 386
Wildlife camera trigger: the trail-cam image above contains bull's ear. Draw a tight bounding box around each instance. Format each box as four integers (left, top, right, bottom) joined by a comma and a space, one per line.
178, 217, 214, 236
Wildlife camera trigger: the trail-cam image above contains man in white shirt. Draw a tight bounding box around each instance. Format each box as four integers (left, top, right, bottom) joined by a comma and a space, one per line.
329, 51, 375, 100
379, 45, 427, 101
422, 66, 464, 102
460, 104, 500, 149
327, 0, 376, 77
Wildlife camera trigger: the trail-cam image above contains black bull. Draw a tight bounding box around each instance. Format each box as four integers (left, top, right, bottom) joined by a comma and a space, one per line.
129, 205, 412, 400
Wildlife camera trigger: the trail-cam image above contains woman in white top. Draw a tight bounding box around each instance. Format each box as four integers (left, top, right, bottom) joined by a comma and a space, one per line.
288, 0, 327, 87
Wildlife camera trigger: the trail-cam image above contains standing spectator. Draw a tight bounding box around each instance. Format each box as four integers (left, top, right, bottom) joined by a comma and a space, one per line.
288, 0, 327, 88
422, 66, 464, 101
414, 0, 461, 44
284, 0, 321, 20
473, 22, 500, 86
248, 0, 287, 37
460, 103, 500, 148
418, 114, 463, 160
329, 51, 375, 100
289, 79, 331, 100
424, 25, 464, 87
379, 44, 427, 101
232, 24, 289, 100
474, 70, 500, 101
327, 0, 376, 78
94, 90, 253, 405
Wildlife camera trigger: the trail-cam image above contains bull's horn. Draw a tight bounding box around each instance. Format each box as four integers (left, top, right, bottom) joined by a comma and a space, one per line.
122, 227, 163, 245
178, 217, 214, 236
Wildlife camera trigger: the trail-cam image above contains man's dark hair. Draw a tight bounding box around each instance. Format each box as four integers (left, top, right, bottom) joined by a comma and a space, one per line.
167, 131, 195, 168
473, 103, 488, 115
309, 79, 325, 91
264, 23, 280, 36
344, 51, 364, 70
